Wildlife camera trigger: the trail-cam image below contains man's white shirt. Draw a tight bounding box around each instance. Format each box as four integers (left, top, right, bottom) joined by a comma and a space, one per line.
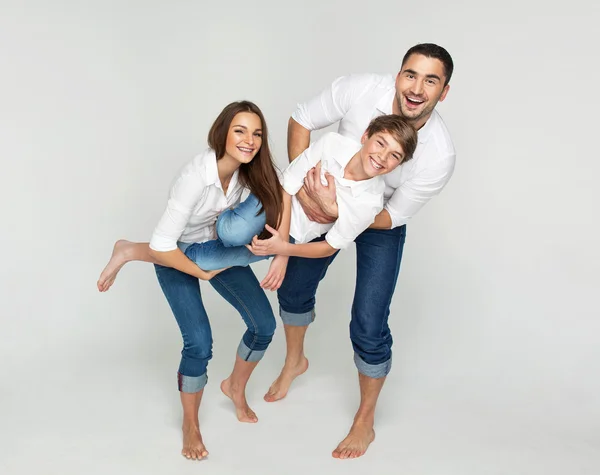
292, 73, 456, 228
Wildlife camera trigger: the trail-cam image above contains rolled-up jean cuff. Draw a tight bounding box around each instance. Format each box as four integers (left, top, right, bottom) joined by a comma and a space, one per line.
279, 307, 315, 326
178, 372, 208, 393
353, 352, 392, 378
237, 340, 266, 362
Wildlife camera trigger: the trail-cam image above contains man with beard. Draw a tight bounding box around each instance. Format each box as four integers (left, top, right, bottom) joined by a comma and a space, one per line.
265, 43, 456, 459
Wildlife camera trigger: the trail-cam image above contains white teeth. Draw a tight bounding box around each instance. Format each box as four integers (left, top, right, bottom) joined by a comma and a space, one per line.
407, 97, 424, 103
238, 147, 253, 152
370, 158, 383, 170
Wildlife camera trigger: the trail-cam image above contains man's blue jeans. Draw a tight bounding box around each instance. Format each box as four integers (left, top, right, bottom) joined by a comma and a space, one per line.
277, 226, 406, 379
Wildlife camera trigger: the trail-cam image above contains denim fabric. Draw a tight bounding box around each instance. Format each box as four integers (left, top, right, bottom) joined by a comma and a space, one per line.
277, 226, 406, 378
178, 193, 271, 271
154, 264, 276, 393
216, 193, 266, 247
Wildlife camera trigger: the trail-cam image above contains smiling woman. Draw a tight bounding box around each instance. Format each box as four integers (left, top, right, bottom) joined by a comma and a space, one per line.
96, 100, 288, 461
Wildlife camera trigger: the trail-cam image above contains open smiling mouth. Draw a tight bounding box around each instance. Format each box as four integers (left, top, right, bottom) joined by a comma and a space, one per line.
237, 146, 254, 153
370, 157, 383, 170
405, 96, 425, 107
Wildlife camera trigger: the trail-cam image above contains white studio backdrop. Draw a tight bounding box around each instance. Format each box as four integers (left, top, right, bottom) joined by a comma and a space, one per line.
0, 1, 598, 474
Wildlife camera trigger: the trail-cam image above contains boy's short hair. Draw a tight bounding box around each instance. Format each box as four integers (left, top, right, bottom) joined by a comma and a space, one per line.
365, 115, 418, 163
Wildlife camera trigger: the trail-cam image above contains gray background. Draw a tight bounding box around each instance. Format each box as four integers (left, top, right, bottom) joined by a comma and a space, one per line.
1, 1, 599, 474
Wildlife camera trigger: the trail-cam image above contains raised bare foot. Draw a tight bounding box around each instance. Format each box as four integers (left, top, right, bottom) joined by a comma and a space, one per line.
181, 422, 209, 460
220, 378, 258, 423
332, 420, 375, 459
264, 357, 309, 402
97, 240, 132, 292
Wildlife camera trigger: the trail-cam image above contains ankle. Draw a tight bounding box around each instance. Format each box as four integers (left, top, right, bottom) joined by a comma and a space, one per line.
182, 419, 200, 430
353, 413, 375, 427
284, 355, 306, 367
223, 378, 246, 395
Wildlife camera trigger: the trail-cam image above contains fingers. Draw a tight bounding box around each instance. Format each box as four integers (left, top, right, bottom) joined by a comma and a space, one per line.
261, 271, 284, 291
264, 223, 278, 235
305, 167, 316, 192
261, 275, 276, 291
325, 172, 335, 187
246, 242, 271, 256
246, 235, 268, 255
313, 162, 325, 190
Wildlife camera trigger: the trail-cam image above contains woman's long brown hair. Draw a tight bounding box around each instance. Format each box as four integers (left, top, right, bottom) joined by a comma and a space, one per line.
207, 101, 283, 239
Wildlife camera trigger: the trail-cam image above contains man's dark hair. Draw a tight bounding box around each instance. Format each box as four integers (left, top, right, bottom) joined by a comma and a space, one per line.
401, 43, 454, 86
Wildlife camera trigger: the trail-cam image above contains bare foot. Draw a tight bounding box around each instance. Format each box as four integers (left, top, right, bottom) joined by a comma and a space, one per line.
332, 421, 375, 459
97, 240, 132, 292
181, 422, 209, 461
264, 357, 309, 402
220, 378, 258, 423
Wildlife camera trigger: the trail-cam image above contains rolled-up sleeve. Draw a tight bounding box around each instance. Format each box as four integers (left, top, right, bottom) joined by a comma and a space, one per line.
325, 193, 383, 250
385, 155, 456, 229
291, 74, 375, 131
149, 172, 206, 252
282, 133, 328, 195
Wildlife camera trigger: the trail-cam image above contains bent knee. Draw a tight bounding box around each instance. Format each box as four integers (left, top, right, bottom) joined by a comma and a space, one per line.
183, 334, 212, 358
217, 213, 264, 247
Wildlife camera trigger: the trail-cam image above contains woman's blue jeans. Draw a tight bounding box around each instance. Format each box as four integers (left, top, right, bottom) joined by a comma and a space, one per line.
155, 194, 274, 393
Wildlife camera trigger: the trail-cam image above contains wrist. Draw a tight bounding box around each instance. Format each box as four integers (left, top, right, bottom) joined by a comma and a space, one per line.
281, 241, 293, 257
323, 200, 338, 218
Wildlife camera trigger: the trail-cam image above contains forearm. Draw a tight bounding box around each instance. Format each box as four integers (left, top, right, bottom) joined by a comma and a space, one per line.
277, 192, 292, 241
287, 117, 311, 162
279, 239, 337, 259
369, 209, 393, 230
148, 247, 214, 280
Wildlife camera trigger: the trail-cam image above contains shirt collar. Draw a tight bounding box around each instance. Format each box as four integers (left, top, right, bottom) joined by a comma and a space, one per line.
341, 174, 382, 197
205, 149, 240, 193
375, 87, 395, 114
417, 110, 438, 144
325, 143, 383, 197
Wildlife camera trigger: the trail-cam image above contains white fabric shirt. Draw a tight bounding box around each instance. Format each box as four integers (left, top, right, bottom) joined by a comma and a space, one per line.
283, 132, 384, 249
292, 73, 456, 229
149, 148, 243, 252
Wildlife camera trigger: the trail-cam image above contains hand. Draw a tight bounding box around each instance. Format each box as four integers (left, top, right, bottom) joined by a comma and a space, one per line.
246, 224, 287, 256
261, 255, 288, 291
198, 267, 228, 281
299, 161, 338, 223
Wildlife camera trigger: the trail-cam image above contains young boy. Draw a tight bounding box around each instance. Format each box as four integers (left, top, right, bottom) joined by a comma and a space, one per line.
247, 114, 417, 259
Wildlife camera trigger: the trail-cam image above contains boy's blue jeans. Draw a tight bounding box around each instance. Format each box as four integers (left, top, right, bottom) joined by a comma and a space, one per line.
178, 193, 270, 270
